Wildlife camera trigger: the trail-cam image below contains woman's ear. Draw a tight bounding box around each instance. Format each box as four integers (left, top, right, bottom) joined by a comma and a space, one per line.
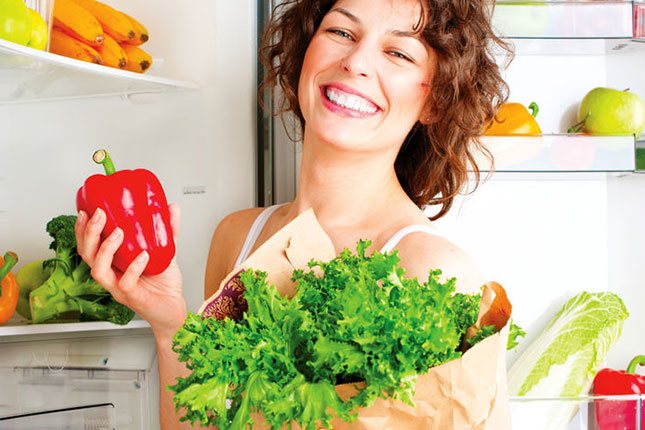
419, 105, 437, 125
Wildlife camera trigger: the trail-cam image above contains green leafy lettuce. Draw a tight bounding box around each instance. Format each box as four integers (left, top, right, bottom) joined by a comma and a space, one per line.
170, 240, 500, 429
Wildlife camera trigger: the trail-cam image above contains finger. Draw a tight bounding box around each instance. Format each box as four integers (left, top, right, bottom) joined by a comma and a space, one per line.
90, 226, 122, 291
81, 208, 107, 265
75, 210, 88, 256
118, 251, 149, 296
169, 202, 181, 241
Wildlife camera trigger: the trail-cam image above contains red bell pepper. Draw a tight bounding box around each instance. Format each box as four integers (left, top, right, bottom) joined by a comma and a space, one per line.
76, 149, 175, 275
593, 355, 645, 430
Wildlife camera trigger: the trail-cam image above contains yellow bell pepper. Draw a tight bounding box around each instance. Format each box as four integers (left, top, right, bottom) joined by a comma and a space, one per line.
0, 251, 19, 325
484, 102, 542, 136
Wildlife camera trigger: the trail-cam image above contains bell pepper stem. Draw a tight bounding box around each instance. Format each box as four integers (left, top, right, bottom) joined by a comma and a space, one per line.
93, 149, 116, 176
626, 355, 645, 374
0, 251, 18, 284
528, 102, 539, 118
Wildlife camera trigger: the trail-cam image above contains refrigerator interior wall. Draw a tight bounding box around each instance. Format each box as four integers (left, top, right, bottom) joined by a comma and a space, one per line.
0, 0, 259, 313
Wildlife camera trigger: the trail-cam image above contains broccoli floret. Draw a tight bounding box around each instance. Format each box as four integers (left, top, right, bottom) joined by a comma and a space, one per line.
27, 215, 135, 325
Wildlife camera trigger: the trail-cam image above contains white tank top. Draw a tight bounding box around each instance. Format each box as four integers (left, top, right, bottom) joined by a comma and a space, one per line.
234, 204, 443, 267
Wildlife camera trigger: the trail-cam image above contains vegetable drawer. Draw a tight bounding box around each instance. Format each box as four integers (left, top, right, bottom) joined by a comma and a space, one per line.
510, 395, 643, 429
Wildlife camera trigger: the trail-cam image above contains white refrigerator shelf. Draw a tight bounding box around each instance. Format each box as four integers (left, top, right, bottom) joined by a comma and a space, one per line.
476, 134, 636, 172
493, 0, 645, 40
0, 319, 152, 342
0, 38, 198, 104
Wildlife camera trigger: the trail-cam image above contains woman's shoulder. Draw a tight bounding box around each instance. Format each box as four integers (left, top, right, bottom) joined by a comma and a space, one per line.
211, 207, 267, 254
390, 226, 485, 295
204, 207, 266, 299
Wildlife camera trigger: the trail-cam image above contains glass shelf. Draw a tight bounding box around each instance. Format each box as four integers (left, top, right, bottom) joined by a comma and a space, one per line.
0, 39, 198, 104
477, 134, 636, 172
493, 0, 643, 39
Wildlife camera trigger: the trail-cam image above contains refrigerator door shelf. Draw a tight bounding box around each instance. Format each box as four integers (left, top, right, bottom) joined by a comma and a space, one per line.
476, 134, 636, 173
493, 1, 641, 39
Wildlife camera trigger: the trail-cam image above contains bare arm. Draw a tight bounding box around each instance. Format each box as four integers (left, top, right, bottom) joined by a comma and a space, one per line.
204, 208, 264, 299
156, 334, 195, 429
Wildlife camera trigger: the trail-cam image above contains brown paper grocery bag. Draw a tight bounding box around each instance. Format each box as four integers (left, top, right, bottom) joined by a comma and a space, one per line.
198, 209, 511, 430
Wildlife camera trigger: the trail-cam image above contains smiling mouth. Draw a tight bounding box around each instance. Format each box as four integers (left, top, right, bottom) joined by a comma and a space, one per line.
323, 86, 379, 115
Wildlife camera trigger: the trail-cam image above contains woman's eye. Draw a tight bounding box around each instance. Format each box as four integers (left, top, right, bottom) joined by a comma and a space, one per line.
327, 28, 354, 40
388, 50, 414, 63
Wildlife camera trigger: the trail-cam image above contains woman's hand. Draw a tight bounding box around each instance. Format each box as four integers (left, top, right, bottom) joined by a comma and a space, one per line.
75, 203, 187, 339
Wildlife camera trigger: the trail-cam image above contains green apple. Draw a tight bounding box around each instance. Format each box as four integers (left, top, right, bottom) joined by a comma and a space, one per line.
0, 0, 32, 46
570, 87, 645, 136
26, 7, 48, 50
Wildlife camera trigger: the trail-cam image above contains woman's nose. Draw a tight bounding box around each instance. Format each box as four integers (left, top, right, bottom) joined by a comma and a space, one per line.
340, 42, 374, 78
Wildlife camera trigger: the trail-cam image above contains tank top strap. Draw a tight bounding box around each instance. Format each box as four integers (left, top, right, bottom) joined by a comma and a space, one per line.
234, 204, 283, 268
379, 224, 441, 254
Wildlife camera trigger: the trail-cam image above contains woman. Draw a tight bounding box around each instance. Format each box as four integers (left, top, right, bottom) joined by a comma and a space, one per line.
75, 0, 510, 428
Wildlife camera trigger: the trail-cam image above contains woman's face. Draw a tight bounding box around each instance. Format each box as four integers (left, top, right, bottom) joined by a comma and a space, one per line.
298, 0, 437, 155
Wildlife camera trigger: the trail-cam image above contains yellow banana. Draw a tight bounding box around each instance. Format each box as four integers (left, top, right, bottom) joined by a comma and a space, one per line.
53, 0, 104, 47
50, 27, 103, 64
72, 0, 136, 44
120, 44, 152, 73
97, 33, 127, 69
121, 11, 149, 46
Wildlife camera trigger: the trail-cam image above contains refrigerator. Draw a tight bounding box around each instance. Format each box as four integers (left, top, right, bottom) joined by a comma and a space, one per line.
0, 0, 644, 428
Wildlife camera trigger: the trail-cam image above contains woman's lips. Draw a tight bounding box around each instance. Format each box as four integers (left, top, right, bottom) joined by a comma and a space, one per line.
320, 84, 381, 118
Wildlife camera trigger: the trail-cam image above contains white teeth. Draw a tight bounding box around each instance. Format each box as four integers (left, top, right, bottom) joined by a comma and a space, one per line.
325, 87, 377, 114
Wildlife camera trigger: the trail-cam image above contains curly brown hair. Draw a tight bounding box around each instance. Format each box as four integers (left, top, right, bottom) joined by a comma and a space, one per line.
260, 0, 512, 220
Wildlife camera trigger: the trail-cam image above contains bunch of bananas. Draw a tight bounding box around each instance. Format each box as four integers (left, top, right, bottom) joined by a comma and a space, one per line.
50, 0, 152, 73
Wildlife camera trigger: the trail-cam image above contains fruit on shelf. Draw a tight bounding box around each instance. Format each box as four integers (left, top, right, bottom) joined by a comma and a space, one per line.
50, 27, 102, 64
97, 33, 126, 69
569, 87, 645, 136
484, 102, 542, 135
0, 252, 19, 325
45, 0, 153, 73
121, 43, 152, 73
121, 11, 149, 45
26, 8, 48, 50
54, 0, 104, 46
0, 0, 32, 46
73, 0, 136, 44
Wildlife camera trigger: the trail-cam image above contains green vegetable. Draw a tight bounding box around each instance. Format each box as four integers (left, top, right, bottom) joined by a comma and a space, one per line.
508, 291, 628, 428
15, 259, 50, 320
506, 321, 526, 350
24, 215, 134, 325
171, 240, 499, 430
467, 324, 497, 347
